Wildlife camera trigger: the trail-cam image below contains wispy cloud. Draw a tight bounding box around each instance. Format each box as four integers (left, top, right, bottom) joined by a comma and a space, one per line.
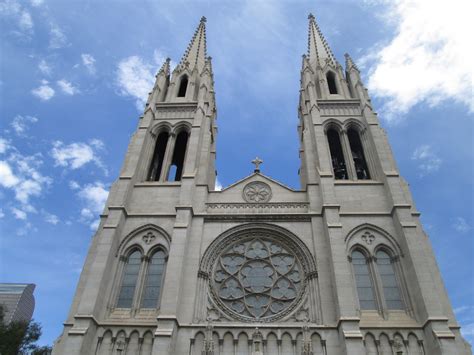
11, 115, 38, 136
411, 145, 442, 177
0, 0, 34, 34
11, 206, 27, 220
32, 80, 55, 101
51, 139, 106, 172
57, 79, 79, 95
81, 53, 96, 74
49, 23, 67, 49
116, 55, 155, 110
215, 177, 223, 191
42, 210, 59, 225
452, 217, 471, 233
38, 59, 51, 75
361, 0, 473, 121
74, 181, 109, 230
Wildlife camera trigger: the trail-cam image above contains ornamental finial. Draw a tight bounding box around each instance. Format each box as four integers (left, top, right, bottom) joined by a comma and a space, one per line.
251, 157, 263, 172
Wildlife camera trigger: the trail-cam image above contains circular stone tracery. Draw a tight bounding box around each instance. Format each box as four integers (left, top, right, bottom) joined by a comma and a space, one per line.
212, 235, 303, 321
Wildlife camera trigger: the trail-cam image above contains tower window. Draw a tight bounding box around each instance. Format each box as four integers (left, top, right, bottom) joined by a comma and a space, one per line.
327, 128, 348, 180
177, 75, 188, 97
326, 71, 338, 94
148, 131, 169, 181
351, 250, 377, 310
141, 249, 167, 308
117, 250, 142, 308
376, 250, 404, 309
167, 130, 189, 181
347, 128, 370, 180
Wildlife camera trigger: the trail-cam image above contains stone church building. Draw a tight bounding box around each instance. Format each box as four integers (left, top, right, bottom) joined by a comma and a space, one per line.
52, 15, 471, 355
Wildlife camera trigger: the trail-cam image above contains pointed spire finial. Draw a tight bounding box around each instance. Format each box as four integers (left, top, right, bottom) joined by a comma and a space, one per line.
177, 17, 208, 73
307, 13, 336, 67
345, 53, 359, 72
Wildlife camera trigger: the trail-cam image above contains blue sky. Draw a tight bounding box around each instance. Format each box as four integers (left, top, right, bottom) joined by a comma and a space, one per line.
0, 0, 472, 347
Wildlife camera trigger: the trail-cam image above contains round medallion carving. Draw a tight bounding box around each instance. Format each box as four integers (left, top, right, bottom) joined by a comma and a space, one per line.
243, 182, 272, 203
211, 234, 304, 321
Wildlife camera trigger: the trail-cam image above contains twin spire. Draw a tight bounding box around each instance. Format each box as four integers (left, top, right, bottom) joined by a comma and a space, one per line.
168, 14, 347, 76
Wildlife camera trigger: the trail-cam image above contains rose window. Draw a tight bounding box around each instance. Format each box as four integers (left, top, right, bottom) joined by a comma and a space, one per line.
212, 236, 303, 320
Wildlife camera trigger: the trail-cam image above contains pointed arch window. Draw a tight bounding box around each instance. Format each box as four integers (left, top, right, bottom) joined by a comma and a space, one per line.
117, 250, 142, 308
347, 128, 370, 180
177, 75, 188, 97
141, 249, 167, 308
327, 128, 348, 180
148, 131, 169, 181
376, 250, 404, 310
351, 250, 376, 310
326, 71, 338, 94
167, 130, 189, 181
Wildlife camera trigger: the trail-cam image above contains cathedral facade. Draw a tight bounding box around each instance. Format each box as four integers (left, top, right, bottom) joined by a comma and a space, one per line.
52, 15, 471, 355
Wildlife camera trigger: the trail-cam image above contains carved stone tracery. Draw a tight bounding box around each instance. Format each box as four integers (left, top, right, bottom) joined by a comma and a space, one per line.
243, 182, 272, 203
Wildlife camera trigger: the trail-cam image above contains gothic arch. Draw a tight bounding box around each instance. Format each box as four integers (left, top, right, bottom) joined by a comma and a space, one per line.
150, 121, 172, 137
323, 119, 343, 133
343, 118, 366, 133
345, 223, 403, 257
116, 224, 171, 257
172, 121, 192, 135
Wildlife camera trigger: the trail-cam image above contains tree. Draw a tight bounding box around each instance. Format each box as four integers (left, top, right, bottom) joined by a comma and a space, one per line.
0, 304, 52, 355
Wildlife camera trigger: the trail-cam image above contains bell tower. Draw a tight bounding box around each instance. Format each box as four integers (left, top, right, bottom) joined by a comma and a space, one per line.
298, 13, 469, 355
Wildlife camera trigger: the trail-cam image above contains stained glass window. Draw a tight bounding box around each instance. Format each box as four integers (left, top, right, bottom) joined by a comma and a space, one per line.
352, 250, 376, 310
213, 237, 303, 320
117, 250, 142, 308
141, 250, 166, 308
376, 250, 404, 309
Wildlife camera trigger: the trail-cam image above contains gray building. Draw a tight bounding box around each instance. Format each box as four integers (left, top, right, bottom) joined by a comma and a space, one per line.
52, 15, 471, 355
0, 283, 35, 325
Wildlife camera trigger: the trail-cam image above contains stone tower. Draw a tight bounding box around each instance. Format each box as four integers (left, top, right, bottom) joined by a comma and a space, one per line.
52, 15, 471, 355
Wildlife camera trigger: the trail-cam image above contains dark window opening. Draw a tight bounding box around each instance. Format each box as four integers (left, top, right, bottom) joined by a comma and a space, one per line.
147, 132, 169, 181
326, 71, 338, 94
327, 129, 348, 180
352, 250, 377, 310
177, 75, 188, 97
167, 131, 188, 181
141, 250, 166, 308
348, 128, 370, 180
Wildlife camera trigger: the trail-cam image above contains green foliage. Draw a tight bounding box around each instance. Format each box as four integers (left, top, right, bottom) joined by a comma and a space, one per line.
0, 304, 52, 355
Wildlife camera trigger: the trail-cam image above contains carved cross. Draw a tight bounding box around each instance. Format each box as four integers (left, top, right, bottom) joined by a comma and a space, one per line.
142, 232, 155, 244
251, 157, 263, 172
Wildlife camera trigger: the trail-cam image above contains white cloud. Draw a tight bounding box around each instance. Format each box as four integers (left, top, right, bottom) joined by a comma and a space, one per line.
452, 217, 471, 233
18, 10, 32, 31
0, 209, 4, 218
49, 24, 67, 49
11, 115, 38, 135
81, 53, 96, 74
38, 59, 51, 75
76, 181, 109, 230
0, 160, 20, 187
0, 0, 33, 34
116, 55, 155, 110
32, 80, 55, 101
362, 0, 474, 121
454, 305, 472, 315
43, 210, 59, 225
0, 138, 10, 154
51, 140, 105, 171
69, 180, 80, 190
215, 178, 223, 191
30, 0, 44, 6
411, 145, 442, 176
11, 207, 27, 220
57, 79, 78, 95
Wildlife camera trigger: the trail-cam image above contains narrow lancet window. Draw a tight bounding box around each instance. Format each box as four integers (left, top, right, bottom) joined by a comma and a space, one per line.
177, 75, 188, 97
167, 131, 189, 181
148, 131, 169, 181
347, 128, 370, 179
376, 251, 404, 309
326, 71, 338, 94
352, 250, 376, 310
117, 250, 142, 308
327, 129, 348, 180
141, 250, 167, 308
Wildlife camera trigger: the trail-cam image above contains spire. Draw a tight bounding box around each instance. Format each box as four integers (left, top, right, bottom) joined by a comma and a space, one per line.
157, 57, 171, 77
307, 13, 336, 67
177, 16, 208, 73
344, 53, 359, 72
